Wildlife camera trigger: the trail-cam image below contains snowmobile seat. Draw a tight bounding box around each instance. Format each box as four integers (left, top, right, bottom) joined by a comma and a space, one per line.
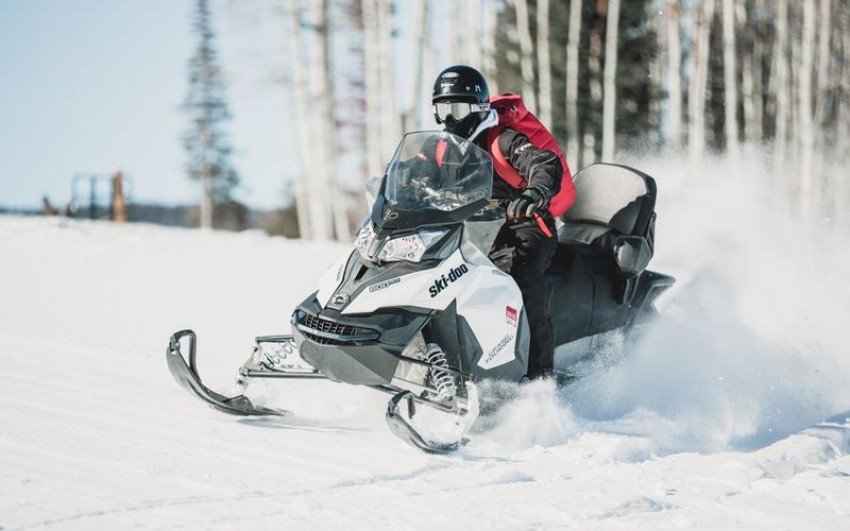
554, 163, 657, 306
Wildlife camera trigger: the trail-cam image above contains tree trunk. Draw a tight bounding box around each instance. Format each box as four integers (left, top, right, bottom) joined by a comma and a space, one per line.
751, 0, 765, 142
721, 0, 738, 156
738, 0, 757, 143
200, 165, 213, 229
772, 0, 789, 173
566, 0, 583, 163
814, 0, 832, 221
362, 0, 382, 180
482, 0, 499, 93
318, 0, 349, 240
648, 9, 662, 149
799, 0, 816, 220
512, 0, 538, 114
814, 0, 832, 133
466, 0, 482, 67
307, 0, 334, 239
422, 1, 436, 125
536, 0, 553, 129
376, 0, 398, 162
286, 0, 312, 239
664, 0, 683, 151
688, 0, 715, 163
444, 0, 456, 62
838, 4, 850, 227
404, 0, 430, 132
586, 0, 606, 165
602, 0, 620, 161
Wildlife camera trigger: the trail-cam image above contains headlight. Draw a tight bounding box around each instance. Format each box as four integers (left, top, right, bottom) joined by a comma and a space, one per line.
355, 220, 377, 259
356, 222, 449, 264
378, 228, 449, 263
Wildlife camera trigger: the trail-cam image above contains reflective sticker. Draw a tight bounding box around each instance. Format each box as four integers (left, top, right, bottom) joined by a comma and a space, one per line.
506, 306, 518, 327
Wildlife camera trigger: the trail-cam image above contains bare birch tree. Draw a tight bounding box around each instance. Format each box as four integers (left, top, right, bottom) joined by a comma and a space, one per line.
737, 0, 755, 143
602, 0, 621, 161
814, 0, 832, 135
317, 1, 349, 239
405, 0, 431, 132
585, 1, 606, 165
838, 5, 850, 227
799, 0, 816, 219
466, 0, 483, 68
664, 0, 683, 151
565, 0, 583, 163
376, 0, 399, 161
362, 0, 383, 179
482, 0, 499, 93
688, 0, 715, 163
511, 0, 538, 114
444, 0, 457, 62
537, 0, 553, 128
305, 0, 335, 239
772, 0, 789, 172
721, 0, 739, 156
285, 0, 312, 238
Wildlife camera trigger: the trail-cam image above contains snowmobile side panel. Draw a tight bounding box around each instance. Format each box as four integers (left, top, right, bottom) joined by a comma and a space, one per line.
166, 330, 286, 417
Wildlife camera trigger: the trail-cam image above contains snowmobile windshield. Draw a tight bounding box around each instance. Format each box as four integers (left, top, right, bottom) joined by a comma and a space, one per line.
383, 132, 493, 215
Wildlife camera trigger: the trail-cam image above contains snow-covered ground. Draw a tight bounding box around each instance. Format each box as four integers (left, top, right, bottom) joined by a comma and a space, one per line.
2, 153, 850, 529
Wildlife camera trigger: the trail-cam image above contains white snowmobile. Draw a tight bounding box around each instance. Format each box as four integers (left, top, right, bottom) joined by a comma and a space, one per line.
166, 131, 674, 453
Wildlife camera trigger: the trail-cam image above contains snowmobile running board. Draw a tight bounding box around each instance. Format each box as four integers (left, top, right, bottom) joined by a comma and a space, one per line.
166, 329, 288, 417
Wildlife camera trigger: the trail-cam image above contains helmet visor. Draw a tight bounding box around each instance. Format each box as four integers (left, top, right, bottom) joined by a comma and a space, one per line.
433, 101, 490, 122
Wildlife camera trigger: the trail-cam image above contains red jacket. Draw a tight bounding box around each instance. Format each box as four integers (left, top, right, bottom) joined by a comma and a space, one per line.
486, 94, 576, 217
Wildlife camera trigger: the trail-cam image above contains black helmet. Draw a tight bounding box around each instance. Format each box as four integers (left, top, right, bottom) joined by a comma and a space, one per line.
432, 65, 490, 138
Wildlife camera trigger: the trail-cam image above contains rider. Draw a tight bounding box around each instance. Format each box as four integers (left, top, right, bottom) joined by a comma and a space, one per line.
428, 65, 576, 379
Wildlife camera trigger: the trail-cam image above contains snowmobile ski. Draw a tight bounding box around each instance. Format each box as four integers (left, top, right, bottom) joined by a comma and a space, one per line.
166, 329, 287, 417
385, 391, 466, 454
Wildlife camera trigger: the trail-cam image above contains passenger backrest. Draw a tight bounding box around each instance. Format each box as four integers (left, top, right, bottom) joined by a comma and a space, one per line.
558, 163, 657, 276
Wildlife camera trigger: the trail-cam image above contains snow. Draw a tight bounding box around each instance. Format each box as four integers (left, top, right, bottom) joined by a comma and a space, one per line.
2, 153, 850, 529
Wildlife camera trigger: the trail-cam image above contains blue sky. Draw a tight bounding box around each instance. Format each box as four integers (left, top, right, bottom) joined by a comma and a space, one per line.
0, 0, 463, 210
0, 0, 295, 209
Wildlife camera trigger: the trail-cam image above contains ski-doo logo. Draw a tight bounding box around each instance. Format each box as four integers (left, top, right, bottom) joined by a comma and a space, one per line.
483, 334, 513, 365
428, 264, 469, 298
368, 277, 400, 293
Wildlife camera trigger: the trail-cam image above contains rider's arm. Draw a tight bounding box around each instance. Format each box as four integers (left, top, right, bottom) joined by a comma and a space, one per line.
497, 128, 563, 196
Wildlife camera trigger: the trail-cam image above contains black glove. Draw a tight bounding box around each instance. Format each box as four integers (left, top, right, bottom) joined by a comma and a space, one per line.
507, 185, 552, 220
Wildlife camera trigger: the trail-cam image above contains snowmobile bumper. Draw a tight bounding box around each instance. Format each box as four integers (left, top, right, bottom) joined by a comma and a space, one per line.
290, 302, 431, 387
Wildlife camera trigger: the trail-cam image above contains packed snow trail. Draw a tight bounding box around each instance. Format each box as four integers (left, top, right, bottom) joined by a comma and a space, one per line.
2, 153, 850, 529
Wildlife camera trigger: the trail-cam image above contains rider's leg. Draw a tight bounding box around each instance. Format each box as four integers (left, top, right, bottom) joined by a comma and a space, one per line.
489, 220, 557, 378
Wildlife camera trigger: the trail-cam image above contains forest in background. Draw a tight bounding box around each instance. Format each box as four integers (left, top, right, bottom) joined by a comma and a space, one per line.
187, 0, 850, 238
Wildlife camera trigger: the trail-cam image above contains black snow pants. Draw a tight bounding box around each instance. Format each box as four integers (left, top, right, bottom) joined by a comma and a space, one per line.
488, 217, 558, 378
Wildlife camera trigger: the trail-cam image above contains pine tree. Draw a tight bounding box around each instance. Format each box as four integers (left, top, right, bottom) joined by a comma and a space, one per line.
183, 0, 239, 229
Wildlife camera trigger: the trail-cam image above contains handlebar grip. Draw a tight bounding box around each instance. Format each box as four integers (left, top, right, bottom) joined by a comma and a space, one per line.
533, 213, 554, 238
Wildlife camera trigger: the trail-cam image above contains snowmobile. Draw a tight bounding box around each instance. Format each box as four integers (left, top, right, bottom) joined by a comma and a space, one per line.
166, 131, 674, 453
